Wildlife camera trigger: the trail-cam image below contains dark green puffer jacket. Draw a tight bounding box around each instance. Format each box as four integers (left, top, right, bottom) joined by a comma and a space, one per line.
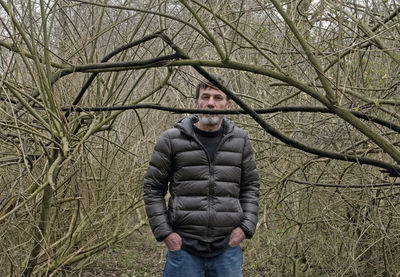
143, 115, 259, 243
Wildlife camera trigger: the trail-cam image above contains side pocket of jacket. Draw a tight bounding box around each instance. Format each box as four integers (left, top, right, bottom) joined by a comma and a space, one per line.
235, 199, 244, 223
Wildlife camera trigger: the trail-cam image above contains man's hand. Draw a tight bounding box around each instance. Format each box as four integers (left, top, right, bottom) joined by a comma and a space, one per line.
164, 232, 182, 251
229, 227, 245, 247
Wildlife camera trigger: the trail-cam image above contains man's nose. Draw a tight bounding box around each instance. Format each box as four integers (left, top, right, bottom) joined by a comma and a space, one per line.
206, 97, 216, 108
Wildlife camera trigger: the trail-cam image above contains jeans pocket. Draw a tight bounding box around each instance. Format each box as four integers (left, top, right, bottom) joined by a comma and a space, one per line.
165, 249, 185, 268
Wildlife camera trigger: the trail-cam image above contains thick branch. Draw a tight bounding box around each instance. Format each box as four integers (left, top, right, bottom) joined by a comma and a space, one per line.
61, 104, 400, 133
64, 30, 168, 118
288, 179, 400, 189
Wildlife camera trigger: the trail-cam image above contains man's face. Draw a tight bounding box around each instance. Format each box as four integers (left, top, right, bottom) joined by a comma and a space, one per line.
195, 87, 231, 127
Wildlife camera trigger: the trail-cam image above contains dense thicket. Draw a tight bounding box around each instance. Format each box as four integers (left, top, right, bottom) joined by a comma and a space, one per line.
1, 0, 400, 275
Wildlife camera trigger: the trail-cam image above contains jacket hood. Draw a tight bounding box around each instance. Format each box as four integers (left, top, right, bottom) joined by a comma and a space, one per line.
174, 115, 235, 136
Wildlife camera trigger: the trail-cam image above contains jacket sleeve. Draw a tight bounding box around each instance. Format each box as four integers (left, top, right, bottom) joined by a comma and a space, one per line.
143, 131, 174, 241
239, 133, 260, 239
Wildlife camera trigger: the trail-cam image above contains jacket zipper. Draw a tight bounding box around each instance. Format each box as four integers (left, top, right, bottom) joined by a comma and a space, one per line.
192, 136, 214, 237
189, 127, 233, 237
206, 133, 233, 237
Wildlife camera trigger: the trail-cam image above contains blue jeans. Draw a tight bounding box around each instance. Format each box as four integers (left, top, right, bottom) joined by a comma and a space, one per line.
163, 246, 243, 277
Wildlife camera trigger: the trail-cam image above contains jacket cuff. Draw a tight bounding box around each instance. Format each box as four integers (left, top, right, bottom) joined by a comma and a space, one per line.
239, 225, 253, 239
157, 233, 170, 242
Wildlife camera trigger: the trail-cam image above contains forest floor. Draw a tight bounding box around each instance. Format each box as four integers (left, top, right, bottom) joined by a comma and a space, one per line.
82, 228, 164, 276
81, 226, 270, 276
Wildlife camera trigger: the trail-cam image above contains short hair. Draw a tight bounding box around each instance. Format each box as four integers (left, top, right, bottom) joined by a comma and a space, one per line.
195, 74, 232, 100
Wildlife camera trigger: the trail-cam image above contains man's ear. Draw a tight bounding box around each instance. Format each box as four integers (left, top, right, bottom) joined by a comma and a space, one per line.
226, 100, 232, 109
194, 99, 199, 108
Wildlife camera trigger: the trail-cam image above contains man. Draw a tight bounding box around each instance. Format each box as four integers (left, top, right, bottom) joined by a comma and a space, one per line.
143, 74, 259, 277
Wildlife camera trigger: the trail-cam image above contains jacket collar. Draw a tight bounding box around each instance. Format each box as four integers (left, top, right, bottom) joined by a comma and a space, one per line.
174, 115, 235, 137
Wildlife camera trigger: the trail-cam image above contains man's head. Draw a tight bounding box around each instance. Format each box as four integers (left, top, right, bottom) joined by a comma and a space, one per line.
195, 74, 233, 101
194, 75, 232, 131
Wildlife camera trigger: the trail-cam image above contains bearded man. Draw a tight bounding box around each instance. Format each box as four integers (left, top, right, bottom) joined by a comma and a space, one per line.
143, 74, 259, 277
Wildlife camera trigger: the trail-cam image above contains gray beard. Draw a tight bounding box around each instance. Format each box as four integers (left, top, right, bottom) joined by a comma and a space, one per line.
198, 114, 223, 126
